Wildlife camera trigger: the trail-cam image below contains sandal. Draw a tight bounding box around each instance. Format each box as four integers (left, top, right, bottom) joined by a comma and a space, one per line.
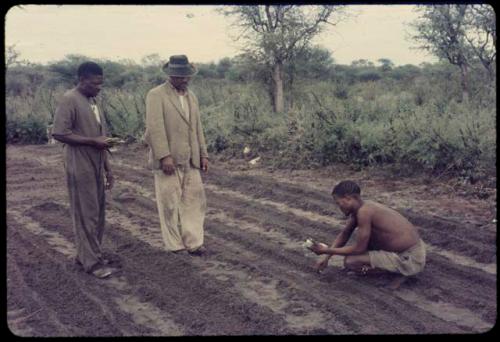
171, 249, 186, 254
188, 246, 206, 256
77, 257, 110, 266
91, 266, 117, 279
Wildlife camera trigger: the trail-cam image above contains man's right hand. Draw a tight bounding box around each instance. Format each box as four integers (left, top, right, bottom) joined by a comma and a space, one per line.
91, 136, 111, 150
160, 156, 176, 175
314, 255, 331, 274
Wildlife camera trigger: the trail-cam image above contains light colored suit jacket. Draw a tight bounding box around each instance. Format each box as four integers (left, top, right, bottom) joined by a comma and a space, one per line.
144, 82, 208, 170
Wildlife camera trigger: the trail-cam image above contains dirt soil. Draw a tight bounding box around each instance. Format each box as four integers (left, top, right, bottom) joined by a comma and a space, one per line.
6, 144, 497, 336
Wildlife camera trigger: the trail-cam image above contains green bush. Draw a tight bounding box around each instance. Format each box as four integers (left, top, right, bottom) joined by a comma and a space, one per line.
6, 118, 48, 144
5, 57, 496, 180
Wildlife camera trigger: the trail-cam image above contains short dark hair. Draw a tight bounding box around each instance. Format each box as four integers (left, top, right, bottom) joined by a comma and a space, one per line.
332, 180, 361, 198
77, 62, 103, 78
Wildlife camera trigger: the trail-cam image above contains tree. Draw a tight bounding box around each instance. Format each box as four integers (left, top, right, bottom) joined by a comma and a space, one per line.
228, 53, 270, 83
463, 4, 496, 82
286, 45, 335, 81
6, 45, 21, 69
377, 58, 394, 72
196, 62, 218, 78
411, 5, 474, 102
141, 53, 163, 67
358, 70, 382, 82
390, 64, 422, 81
216, 57, 233, 78
218, 5, 348, 113
48, 54, 90, 86
351, 59, 374, 68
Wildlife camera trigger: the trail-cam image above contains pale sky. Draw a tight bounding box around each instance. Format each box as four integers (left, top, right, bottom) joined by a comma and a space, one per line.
5, 4, 438, 66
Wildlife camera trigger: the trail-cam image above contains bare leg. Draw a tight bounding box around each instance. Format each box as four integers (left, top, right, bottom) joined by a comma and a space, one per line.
387, 275, 409, 290
345, 254, 408, 289
344, 254, 372, 274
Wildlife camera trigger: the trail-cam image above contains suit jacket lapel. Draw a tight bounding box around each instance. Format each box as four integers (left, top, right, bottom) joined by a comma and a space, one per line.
164, 83, 190, 125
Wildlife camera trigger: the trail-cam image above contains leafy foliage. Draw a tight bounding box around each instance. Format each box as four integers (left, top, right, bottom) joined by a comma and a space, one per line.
5, 49, 496, 178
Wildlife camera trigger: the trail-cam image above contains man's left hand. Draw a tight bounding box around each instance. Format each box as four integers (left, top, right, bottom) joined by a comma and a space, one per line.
201, 157, 209, 173
310, 242, 329, 255
105, 172, 114, 190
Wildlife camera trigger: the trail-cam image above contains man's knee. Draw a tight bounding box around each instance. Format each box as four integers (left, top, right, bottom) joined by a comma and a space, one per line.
344, 255, 357, 270
344, 254, 370, 270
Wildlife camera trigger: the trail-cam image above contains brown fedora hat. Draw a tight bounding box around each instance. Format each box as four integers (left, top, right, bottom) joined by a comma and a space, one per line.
162, 55, 197, 77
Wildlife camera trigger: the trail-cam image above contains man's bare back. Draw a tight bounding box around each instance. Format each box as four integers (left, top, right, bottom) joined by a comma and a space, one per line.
357, 200, 420, 253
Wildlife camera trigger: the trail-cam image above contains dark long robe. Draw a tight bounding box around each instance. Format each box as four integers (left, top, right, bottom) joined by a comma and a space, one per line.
52, 88, 108, 272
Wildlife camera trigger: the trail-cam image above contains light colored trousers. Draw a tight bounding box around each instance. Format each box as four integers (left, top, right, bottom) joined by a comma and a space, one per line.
153, 164, 206, 252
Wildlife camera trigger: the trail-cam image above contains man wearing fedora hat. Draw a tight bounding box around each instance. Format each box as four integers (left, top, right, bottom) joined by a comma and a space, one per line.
144, 55, 209, 256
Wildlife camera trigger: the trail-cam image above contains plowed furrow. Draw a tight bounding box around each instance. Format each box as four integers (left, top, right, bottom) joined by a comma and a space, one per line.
22, 201, 292, 335
108, 190, 486, 333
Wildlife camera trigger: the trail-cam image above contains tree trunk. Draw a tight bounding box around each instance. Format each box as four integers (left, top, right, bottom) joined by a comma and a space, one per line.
460, 63, 469, 103
289, 62, 295, 110
272, 61, 285, 113
486, 63, 495, 85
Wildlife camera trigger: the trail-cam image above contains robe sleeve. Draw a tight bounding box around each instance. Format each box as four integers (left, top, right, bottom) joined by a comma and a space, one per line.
52, 94, 76, 136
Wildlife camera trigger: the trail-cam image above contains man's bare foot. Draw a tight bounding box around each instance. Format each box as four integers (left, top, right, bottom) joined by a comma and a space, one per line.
360, 265, 385, 276
388, 275, 408, 290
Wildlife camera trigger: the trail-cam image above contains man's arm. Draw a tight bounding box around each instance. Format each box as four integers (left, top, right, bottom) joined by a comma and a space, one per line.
52, 133, 109, 149
332, 215, 357, 247
104, 151, 114, 190
104, 150, 111, 173
145, 90, 171, 162
196, 110, 208, 160
52, 94, 109, 149
313, 208, 372, 256
323, 215, 357, 260
194, 96, 209, 172
314, 215, 357, 272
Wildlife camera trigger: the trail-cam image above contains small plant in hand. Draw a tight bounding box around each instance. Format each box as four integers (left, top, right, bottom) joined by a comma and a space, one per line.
303, 238, 328, 251
303, 238, 315, 249
105, 137, 126, 146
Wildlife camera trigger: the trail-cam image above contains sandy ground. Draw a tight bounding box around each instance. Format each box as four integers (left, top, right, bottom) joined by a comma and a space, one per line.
6, 144, 497, 336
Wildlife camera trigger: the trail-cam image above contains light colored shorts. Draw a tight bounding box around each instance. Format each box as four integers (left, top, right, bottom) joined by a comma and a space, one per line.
369, 239, 426, 276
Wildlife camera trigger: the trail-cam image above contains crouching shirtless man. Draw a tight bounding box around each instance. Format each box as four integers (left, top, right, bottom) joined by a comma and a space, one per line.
310, 180, 426, 289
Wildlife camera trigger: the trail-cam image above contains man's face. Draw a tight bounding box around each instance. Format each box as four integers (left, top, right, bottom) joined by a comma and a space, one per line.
333, 195, 354, 216
169, 76, 191, 91
79, 74, 103, 97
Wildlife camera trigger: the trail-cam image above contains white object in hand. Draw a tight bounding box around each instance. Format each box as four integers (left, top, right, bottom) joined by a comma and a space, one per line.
106, 137, 125, 146
303, 238, 315, 249
249, 156, 261, 165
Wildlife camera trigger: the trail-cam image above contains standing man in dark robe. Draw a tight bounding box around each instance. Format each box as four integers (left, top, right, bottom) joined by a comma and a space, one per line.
52, 61, 118, 278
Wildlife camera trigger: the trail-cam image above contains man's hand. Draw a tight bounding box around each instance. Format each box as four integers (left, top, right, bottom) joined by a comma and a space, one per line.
161, 156, 176, 175
314, 255, 331, 274
310, 242, 330, 255
92, 136, 111, 150
201, 157, 209, 173
105, 172, 114, 190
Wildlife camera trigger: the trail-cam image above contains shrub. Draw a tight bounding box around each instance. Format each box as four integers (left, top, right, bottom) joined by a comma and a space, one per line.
6, 118, 48, 144
5, 58, 496, 181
